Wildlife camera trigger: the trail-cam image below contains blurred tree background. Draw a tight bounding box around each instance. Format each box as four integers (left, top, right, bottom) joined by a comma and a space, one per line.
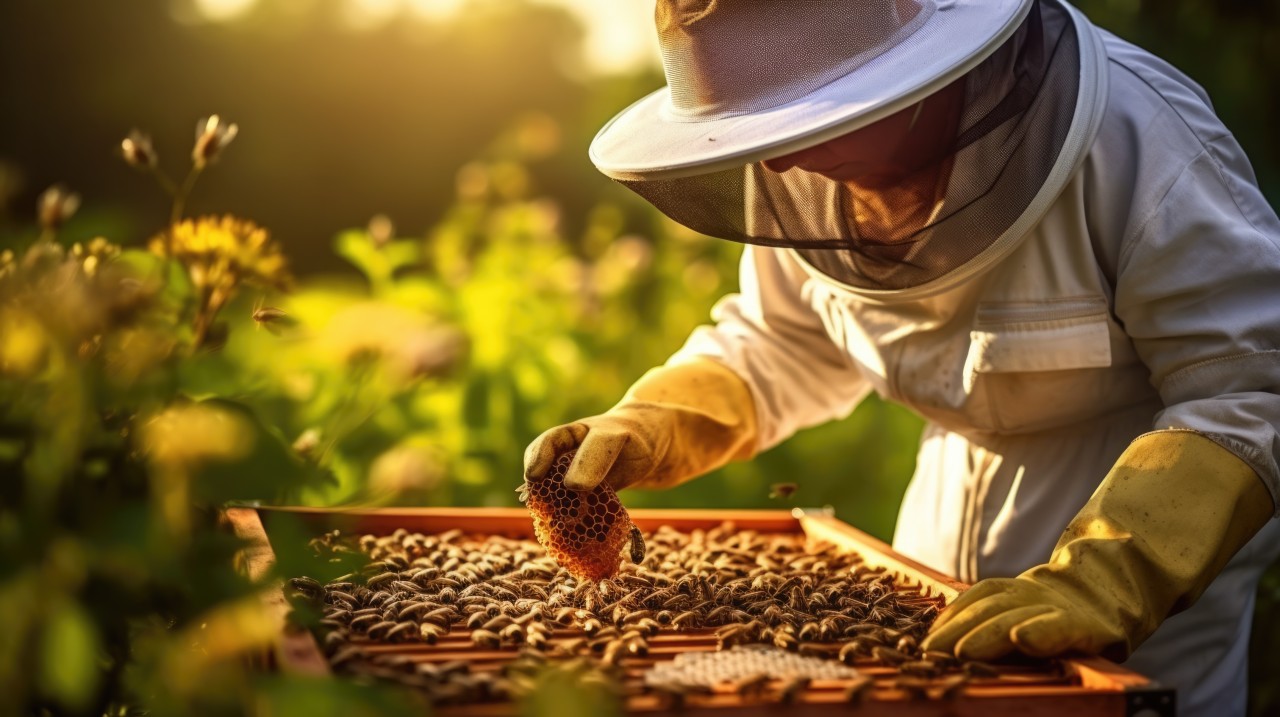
0, 0, 1276, 714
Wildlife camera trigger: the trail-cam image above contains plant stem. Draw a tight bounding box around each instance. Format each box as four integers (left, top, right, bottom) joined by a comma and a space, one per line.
161, 166, 202, 290
171, 166, 202, 228
149, 166, 179, 198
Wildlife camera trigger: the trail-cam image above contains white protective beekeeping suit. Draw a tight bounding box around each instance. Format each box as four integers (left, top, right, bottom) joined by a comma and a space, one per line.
664, 14, 1280, 717
558, 1, 1280, 714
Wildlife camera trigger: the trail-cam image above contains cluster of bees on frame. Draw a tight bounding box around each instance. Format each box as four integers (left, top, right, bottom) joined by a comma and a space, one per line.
288, 522, 1008, 708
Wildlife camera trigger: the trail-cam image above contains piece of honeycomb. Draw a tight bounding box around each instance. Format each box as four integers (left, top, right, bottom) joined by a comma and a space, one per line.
519, 449, 642, 582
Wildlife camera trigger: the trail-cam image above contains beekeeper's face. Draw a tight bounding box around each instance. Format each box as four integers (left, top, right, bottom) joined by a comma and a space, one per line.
762, 78, 963, 187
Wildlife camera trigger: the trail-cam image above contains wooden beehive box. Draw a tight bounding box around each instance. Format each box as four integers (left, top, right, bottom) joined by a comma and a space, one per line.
227, 506, 1175, 716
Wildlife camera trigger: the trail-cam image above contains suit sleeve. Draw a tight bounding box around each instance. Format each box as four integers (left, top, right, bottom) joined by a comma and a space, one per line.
1114, 135, 1280, 515
668, 244, 871, 450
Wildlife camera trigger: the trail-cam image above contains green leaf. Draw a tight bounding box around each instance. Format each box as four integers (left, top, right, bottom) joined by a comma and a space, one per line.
38, 599, 102, 712
333, 231, 421, 291
116, 248, 194, 303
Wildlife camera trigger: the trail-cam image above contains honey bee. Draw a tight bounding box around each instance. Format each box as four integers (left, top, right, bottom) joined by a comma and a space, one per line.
556, 637, 588, 655
671, 611, 701, 629
525, 631, 549, 651
633, 617, 662, 636
551, 607, 578, 625
327, 591, 358, 609
625, 636, 648, 656
703, 604, 734, 623
322, 630, 348, 651
601, 640, 626, 666
772, 632, 798, 652
715, 623, 752, 650
896, 635, 918, 654
872, 645, 909, 665
470, 629, 501, 648
366, 620, 397, 640
499, 623, 526, 643
365, 572, 398, 589
482, 614, 514, 631
768, 482, 799, 500
384, 621, 417, 642
629, 525, 647, 564
838, 641, 861, 665
430, 577, 463, 590
419, 623, 444, 644
420, 606, 456, 627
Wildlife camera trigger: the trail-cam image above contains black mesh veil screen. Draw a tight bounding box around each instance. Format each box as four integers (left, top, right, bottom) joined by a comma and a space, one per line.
620, 0, 1080, 291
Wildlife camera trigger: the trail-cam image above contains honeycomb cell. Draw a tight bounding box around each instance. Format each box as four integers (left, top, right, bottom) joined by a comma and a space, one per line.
520, 449, 637, 582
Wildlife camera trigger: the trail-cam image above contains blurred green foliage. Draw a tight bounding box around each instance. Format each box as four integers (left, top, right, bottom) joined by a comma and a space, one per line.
0, 107, 917, 714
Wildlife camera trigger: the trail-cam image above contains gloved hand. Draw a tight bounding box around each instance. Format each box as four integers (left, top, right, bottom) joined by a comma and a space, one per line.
524, 358, 758, 491
922, 430, 1273, 661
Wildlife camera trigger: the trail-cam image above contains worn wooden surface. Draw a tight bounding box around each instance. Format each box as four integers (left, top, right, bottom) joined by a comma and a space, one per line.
225, 507, 332, 677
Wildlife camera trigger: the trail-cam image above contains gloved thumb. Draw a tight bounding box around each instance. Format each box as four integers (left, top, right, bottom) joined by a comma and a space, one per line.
565, 426, 628, 491
524, 423, 587, 482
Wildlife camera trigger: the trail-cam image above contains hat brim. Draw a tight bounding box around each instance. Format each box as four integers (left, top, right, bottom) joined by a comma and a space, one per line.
590, 0, 1034, 181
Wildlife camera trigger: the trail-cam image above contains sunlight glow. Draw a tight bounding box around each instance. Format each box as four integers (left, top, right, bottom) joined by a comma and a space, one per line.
407, 0, 467, 22
545, 0, 658, 74
344, 0, 404, 30
193, 0, 259, 21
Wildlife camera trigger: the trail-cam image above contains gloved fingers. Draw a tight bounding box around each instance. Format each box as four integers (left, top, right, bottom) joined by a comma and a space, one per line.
1010, 610, 1105, 658
523, 423, 588, 482
565, 426, 629, 491
954, 605, 1056, 662
922, 592, 1015, 654
926, 578, 1016, 634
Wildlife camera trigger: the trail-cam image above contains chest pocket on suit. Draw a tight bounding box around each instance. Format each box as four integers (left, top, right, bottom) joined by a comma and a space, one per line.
963, 297, 1114, 432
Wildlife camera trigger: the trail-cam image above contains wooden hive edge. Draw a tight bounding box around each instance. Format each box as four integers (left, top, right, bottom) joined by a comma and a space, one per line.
225, 507, 332, 677
229, 505, 1167, 705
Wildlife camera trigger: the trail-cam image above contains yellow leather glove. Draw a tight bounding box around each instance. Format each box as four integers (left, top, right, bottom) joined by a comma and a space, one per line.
523, 358, 758, 491
922, 430, 1273, 662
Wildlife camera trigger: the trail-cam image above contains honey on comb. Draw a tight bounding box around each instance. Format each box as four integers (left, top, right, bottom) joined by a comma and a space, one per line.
521, 450, 638, 581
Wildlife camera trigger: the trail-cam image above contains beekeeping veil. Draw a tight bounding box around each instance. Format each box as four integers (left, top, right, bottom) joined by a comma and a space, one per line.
590, 0, 1083, 292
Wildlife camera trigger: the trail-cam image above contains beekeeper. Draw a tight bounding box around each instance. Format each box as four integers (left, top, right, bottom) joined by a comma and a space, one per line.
523, 1, 1280, 713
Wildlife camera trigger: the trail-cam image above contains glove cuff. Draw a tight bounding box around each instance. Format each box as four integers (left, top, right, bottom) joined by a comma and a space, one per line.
612, 358, 759, 488
1023, 429, 1272, 657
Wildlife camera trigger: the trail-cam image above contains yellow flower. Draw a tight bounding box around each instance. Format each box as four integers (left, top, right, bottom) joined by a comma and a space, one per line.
70, 237, 121, 278
151, 215, 291, 292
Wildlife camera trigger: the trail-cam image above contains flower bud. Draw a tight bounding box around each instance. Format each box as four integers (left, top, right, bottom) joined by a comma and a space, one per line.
368, 214, 394, 248
121, 130, 158, 170
37, 184, 80, 231
193, 115, 239, 169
